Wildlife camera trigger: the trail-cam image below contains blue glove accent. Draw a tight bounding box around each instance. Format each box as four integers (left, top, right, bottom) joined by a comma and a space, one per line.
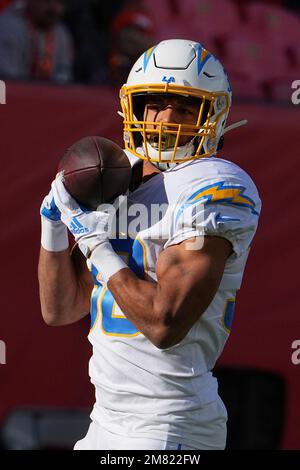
41, 197, 61, 221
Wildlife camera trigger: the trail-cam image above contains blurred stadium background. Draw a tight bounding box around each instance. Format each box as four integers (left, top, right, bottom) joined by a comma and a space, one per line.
0, 0, 300, 450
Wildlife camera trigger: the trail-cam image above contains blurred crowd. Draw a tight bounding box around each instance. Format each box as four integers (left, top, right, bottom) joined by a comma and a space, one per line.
0, 0, 155, 85
0, 0, 299, 99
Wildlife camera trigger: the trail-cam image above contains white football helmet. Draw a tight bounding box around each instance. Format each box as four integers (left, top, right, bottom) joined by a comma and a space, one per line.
120, 39, 237, 168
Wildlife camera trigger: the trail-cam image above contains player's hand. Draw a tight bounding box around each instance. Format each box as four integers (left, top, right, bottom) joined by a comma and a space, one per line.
51, 172, 115, 257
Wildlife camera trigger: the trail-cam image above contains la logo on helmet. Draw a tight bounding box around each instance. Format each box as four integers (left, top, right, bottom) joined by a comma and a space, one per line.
162, 76, 175, 84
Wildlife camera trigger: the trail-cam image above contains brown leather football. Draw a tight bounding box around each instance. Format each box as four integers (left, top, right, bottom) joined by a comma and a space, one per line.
58, 136, 132, 210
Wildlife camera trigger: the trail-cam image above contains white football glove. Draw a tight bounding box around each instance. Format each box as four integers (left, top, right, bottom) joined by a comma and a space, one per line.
40, 189, 69, 252
51, 172, 114, 257
51, 173, 127, 283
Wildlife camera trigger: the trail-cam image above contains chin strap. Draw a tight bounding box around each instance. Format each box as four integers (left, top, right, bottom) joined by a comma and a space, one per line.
222, 119, 248, 136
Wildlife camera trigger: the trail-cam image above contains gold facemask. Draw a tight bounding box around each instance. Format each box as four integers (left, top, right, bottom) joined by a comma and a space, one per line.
120, 83, 230, 163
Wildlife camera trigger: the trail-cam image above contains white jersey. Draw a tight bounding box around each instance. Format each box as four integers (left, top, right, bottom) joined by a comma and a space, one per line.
87, 155, 261, 447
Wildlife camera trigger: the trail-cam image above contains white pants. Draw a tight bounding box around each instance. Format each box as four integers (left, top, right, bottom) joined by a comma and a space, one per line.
74, 423, 199, 450
74, 398, 227, 450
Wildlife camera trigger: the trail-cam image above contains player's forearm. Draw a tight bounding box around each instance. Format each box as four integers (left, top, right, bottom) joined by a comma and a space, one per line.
38, 247, 88, 326
108, 269, 181, 349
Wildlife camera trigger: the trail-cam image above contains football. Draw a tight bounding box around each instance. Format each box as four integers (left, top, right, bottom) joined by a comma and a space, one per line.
57, 136, 132, 210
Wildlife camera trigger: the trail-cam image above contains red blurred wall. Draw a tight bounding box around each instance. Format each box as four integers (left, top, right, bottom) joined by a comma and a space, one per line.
0, 82, 299, 448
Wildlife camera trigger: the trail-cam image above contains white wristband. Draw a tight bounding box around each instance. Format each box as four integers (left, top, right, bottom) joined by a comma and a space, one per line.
90, 241, 127, 284
41, 216, 69, 252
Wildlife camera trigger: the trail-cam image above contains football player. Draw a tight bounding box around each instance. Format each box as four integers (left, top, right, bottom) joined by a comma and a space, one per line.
38, 39, 261, 450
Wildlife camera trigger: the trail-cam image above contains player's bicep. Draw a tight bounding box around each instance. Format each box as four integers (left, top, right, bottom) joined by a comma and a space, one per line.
155, 236, 232, 345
